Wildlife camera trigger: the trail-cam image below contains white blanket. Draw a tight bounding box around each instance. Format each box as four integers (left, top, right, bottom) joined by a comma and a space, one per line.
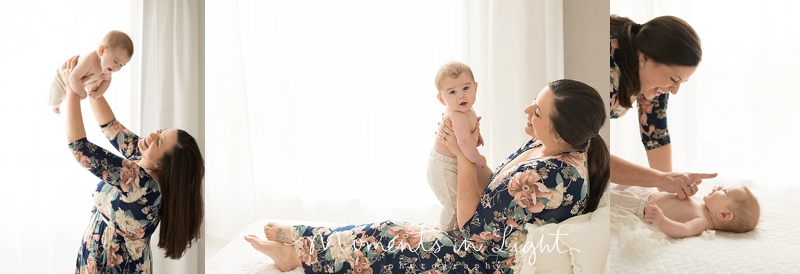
610, 184, 800, 273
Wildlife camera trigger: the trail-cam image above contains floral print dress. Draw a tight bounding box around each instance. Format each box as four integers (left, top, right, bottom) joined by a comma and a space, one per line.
290, 138, 589, 273
609, 33, 671, 150
71, 119, 161, 274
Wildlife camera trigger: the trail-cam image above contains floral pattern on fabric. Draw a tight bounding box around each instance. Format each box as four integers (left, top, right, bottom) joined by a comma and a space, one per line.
290, 139, 589, 273
71, 120, 161, 274
610, 33, 671, 150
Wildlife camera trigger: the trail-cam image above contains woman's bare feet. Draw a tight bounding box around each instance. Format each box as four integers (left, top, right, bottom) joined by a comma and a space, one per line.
244, 235, 302, 272
264, 222, 294, 244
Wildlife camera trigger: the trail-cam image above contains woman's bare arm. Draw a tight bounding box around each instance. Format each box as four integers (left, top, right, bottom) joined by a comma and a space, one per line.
438, 118, 485, 228
62, 56, 87, 143
611, 154, 716, 199
646, 144, 673, 172
88, 95, 116, 126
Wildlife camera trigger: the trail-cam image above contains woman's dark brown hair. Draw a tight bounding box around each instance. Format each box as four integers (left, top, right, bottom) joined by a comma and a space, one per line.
548, 79, 609, 213
157, 129, 204, 259
611, 15, 702, 108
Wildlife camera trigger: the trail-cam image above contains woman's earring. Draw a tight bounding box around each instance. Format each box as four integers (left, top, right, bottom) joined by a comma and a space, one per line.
154, 164, 159, 169
639, 62, 644, 67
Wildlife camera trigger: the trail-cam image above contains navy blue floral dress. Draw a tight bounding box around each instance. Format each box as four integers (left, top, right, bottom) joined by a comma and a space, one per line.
71, 119, 161, 274
289, 139, 589, 273
610, 33, 671, 150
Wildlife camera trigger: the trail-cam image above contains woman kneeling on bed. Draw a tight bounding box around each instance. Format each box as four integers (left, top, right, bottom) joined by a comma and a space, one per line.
244, 79, 610, 273
614, 185, 760, 238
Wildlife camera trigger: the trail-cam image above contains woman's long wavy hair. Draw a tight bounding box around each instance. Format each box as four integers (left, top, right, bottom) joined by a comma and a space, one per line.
157, 129, 204, 259
548, 79, 609, 213
611, 14, 702, 108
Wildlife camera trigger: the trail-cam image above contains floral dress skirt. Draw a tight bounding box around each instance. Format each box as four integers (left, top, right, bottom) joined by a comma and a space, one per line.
290, 139, 590, 273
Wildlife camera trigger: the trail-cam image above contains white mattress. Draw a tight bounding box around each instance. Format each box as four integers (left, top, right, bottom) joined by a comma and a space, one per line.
610, 184, 800, 273
206, 219, 344, 274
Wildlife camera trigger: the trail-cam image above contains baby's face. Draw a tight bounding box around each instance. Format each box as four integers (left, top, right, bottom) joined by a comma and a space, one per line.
437, 73, 477, 112
703, 185, 745, 211
100, 47, 131, 74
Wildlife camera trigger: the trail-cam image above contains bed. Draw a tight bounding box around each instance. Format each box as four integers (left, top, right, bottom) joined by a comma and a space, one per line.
610, 183, 800, 273
207, 195, 611, 273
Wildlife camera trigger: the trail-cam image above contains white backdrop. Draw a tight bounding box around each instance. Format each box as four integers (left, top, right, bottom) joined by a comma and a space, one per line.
0, 2, 134, 273
610, 0, 800, 192
205, 0, 572, 258
0, 1, 204, 273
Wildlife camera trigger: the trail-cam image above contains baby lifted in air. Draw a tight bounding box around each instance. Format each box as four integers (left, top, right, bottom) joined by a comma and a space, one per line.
612, 185, 760, 238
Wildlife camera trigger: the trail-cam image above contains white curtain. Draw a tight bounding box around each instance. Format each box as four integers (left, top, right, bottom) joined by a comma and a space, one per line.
610, 0, 800, 192
205, 0, 565, 258
0, 1, 134, 273
0, 1, 204, 273
134, 0, 205, 273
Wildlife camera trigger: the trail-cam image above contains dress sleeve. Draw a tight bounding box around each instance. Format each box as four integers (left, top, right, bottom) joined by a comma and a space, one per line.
467, 154, 588, 236
509, 156, 588, 225
637, 93, 671, 150
99, 119, 142, 161
68, 137, 155, 195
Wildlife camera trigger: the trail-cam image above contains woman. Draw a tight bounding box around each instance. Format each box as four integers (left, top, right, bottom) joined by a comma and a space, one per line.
610, 15, 717, 199
245, 79, 609, 273
61, 56, 204, 273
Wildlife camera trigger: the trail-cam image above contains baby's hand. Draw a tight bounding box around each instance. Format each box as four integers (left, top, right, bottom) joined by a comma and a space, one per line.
88, 91, 104, 100
644, 202, 664, 225
475, 155, 487, 169
474, 116, 484, 147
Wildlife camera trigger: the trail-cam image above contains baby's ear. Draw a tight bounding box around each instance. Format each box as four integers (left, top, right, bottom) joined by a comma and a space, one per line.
436, 93, 446, 106
98, 45, 106, 55
719, 211, 733, 221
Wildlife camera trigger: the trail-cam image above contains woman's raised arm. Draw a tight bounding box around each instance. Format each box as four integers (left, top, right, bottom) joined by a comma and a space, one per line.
438, 119, 484, 228
62, 56, 87, 143
88, 95, 116, 126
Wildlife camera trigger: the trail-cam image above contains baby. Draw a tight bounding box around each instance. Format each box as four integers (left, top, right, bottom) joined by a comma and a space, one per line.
426, 61, 486, 232
613, 185, 760, 238
48, 30, 133, 114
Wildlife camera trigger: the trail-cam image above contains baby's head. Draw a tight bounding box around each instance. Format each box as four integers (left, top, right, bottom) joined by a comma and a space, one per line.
98, 30, 134, 74
703, 185, 760, 233
434, 62, 477, 112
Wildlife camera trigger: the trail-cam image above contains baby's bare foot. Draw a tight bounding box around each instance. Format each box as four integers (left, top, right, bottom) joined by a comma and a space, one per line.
264, 222, 294, 244
244, 235, 302, 271
53, 107, 60, 115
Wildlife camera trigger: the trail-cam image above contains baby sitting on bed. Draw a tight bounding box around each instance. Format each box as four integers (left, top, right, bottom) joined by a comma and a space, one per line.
612, 185, 760, 238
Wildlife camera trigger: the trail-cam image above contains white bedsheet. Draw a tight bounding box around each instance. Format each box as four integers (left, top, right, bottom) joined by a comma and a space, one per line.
610, 184, 800, 273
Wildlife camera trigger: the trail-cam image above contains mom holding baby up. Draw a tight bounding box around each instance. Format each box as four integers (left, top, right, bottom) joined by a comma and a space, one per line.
244, 76, 610, 273
60, 56, 205, 273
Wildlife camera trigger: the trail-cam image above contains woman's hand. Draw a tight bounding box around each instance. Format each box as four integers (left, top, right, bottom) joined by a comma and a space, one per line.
658, 171, 717, 199
436, 116, 482, 158
60, 56, 80, 94
60, 55, 91, 95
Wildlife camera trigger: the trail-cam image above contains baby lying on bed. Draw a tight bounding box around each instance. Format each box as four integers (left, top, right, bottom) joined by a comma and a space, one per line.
612, 185, 760, 238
